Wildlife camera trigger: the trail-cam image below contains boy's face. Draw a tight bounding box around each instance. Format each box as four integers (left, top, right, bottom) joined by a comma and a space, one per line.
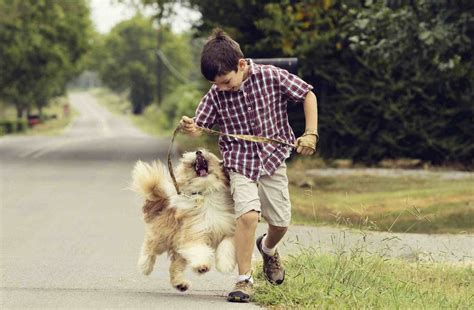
211, 59, 247, 92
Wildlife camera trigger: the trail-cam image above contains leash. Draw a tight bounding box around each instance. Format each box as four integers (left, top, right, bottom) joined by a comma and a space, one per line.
167, 125, 296, 195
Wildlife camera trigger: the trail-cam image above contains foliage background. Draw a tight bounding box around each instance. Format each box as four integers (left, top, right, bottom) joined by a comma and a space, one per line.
1, 0, 472, 166
0, 0, 92, 117
183, 0, 473, 165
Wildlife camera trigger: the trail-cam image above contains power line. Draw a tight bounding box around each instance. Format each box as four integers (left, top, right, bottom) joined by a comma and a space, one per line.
156, 49, 191, 84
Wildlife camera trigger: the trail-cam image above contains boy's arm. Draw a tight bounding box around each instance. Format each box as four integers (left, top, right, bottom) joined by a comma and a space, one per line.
275, 67, 317, 155
296, 91, 318, 156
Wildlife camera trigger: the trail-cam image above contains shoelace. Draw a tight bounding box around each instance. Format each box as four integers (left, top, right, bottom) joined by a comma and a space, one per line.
267, 253, 282, 272
235, 279, 252, 290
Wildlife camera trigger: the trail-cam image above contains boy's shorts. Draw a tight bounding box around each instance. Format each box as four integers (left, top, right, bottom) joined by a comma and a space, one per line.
229, 162, 291, 227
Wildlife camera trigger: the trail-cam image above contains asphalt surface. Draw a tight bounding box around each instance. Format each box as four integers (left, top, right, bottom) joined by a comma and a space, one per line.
1, 91, 473, 309
0, 92, 260, 309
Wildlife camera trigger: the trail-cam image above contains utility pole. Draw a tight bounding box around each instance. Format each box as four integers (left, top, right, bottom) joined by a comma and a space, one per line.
154, 0, 166, 106
157, 25, 163, 105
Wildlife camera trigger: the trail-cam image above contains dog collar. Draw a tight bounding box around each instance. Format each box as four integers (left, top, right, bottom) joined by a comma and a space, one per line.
180, 192, 205, 209
180, 191, 202, 197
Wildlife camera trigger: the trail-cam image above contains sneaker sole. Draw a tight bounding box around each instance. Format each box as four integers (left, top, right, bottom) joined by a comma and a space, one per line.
227, 296, 250, 303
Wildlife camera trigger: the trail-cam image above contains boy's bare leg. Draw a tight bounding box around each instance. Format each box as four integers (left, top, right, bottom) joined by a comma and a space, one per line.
228, 211, 257, 303
265, 224, 288, 248
235, 210, 259, 275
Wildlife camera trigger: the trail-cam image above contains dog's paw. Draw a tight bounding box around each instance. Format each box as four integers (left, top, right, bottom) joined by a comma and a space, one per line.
193, 264, 210, 274
138, 255, 155, 275
173, 280, 191, 292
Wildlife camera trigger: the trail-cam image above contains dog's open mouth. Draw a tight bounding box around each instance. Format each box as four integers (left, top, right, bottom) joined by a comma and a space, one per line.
194, 151, 209, 177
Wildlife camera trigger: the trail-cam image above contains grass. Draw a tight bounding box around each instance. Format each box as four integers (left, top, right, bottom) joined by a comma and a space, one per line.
0, 96, 75, 136
88, 88, 129, 115
252, 247, 473, 309
25, 97, 76, 136
287, 166, 474, 234
90, 88, 171, 137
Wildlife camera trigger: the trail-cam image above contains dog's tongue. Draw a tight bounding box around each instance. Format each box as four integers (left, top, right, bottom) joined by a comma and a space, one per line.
198, 169, 208, 177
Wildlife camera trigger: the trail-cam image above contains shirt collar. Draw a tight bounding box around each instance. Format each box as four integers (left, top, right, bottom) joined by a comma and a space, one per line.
239, 58, 255, 90
247, 58, 255, 75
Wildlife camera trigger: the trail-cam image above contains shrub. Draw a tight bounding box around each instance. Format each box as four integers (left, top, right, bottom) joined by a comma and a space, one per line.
0, 119, 28, 134
257, 0, 474, 165
16, 119, 27, 131
160, 84, 204, 129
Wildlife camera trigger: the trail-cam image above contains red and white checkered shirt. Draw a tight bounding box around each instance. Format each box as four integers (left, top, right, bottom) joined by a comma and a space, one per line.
194, 59, 313, 181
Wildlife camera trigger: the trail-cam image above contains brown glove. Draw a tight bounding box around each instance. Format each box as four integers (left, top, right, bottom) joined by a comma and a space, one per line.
296, 129, 318, 156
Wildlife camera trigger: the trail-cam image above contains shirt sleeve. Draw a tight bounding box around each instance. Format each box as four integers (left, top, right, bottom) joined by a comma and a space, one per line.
277, 68, 313, 103
194, 89, 218, 129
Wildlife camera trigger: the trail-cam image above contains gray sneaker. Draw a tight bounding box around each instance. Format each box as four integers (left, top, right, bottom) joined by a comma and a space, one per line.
256, 234, 285, 285
227, 279, 253, 303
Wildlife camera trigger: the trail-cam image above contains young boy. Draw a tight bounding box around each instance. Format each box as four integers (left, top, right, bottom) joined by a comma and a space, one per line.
180, 29, 318, 303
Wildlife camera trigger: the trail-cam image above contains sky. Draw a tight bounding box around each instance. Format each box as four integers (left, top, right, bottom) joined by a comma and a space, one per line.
89, 0, 201, 34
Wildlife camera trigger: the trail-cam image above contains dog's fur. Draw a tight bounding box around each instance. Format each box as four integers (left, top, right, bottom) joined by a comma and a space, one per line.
131, 149, 236, 291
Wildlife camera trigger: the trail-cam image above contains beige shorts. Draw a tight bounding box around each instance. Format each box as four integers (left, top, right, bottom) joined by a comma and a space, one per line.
229, 162, 291, 227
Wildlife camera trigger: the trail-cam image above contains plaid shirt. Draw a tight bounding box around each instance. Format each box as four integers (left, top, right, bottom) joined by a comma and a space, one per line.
195, 59, 313, 181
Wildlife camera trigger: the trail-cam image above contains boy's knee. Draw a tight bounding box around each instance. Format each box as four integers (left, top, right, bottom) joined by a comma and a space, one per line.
237, 211, 259, 228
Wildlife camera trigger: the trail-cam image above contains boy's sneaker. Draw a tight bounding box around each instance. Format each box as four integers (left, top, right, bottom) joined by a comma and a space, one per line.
256, 234, 285, 285
227, 279, 253, 303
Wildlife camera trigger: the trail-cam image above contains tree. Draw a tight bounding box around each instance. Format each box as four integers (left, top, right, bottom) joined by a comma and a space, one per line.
99, 16, 157, 114
252, 0, 474, 164
97, 15, 193, 113
0, 0, 92, 117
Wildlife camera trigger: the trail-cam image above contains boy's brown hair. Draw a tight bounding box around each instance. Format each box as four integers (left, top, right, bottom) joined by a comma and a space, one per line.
201, 28, 244, 82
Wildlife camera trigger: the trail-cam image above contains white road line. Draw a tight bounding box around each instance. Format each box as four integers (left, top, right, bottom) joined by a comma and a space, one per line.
18, 137, 97, 159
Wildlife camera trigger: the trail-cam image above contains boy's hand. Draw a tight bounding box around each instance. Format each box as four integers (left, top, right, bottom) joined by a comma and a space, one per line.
296, 134, 317, 156
179, 116, 201, 136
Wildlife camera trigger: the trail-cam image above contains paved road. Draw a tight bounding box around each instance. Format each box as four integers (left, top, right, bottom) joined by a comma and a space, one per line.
1, 91, 473, 309
0, 92, 260, 309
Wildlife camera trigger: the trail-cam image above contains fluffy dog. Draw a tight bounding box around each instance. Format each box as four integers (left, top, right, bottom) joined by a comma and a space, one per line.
131, 149, 236, 291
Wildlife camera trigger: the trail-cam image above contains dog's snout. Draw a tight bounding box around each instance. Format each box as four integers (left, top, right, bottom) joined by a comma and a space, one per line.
196, 151, 202, 156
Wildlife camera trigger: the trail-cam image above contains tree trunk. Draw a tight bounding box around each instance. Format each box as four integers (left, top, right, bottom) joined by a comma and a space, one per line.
16, 105, 25, 119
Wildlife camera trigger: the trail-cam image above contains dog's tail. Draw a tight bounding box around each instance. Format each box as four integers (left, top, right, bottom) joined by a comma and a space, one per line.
131, 160, 175, 202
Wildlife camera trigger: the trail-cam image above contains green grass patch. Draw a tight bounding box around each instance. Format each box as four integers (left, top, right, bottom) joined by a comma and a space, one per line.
288, 168, 474, 234
253, 248, 473, 309
90, 88, 171, 137
89, 88, 130, 115
25, 97, 76, 136
0, 97, 74, 136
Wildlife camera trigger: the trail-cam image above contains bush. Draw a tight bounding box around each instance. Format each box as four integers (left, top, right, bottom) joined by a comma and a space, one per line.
0, 120, 14, 133
0, 119, 28, 134
160, 84, 204, 129
314, 1, 474, 165
140, 104, 170, 130
16, 119, 27, 131
256, 0, 474, 166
